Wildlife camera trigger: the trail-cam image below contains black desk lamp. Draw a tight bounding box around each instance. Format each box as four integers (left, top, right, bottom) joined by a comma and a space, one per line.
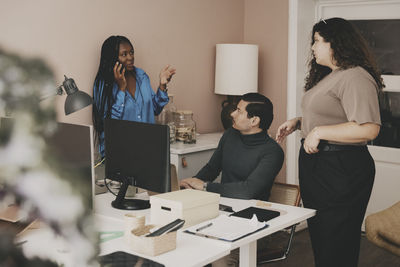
214, 44, 259, 129
52, 75, 92, 115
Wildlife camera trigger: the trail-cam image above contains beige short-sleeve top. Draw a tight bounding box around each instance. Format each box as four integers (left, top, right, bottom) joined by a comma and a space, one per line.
301, 66, 381, 145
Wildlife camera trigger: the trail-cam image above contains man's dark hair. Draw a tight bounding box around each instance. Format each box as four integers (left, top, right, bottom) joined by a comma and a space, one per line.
241, 93, 273, 131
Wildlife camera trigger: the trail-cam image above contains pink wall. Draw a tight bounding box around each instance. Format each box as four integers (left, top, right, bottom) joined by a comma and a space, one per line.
0, 0, 289, 179
0, 0, 243, 133
244, 0, 289, 181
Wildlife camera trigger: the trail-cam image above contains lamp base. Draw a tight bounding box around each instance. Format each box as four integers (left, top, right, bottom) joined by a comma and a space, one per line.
221, 95, 240, 129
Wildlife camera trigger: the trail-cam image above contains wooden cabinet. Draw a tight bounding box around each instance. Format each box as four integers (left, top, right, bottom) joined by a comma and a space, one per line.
170, 132, 222, 180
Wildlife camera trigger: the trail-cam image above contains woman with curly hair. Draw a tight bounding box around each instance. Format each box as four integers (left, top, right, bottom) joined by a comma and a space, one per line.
276, 18, 383, 267
92, 35, 176, 157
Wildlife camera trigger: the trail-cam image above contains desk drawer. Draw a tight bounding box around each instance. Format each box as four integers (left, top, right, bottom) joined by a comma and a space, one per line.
171, 150, 216, 180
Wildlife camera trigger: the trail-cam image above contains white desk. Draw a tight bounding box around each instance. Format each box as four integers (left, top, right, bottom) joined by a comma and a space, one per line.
95, 193, 231, 267
220, 197, 315, 267
19, 192, 315, 267
95, 193, 315, 267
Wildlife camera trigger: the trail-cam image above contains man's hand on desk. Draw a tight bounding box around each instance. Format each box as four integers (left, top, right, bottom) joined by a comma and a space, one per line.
179, 177, 205, 190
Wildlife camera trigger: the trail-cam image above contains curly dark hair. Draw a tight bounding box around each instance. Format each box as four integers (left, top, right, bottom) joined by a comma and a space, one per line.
304, 17, 384, 91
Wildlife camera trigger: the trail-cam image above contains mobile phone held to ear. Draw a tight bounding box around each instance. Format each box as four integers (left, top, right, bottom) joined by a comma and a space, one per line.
115, 61, 125, 74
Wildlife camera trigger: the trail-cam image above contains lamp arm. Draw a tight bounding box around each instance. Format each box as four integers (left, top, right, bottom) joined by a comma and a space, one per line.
39, 85, 65, 101
56, 86, 64, 96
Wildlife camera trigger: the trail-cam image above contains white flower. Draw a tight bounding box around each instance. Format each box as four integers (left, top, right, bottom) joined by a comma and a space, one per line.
0, 48, 96, 266
40, 81, 57, 99
11, 82, 29, 97
0, 80, 5, 94
17, 170, 84, 223
0, 118, 44, 170
4, 66, 24, 83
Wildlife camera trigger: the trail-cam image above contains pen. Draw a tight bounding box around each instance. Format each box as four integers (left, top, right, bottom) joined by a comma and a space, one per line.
196, 222, 213, 232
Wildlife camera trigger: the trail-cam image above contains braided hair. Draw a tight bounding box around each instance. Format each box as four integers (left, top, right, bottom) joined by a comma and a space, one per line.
92, 35, 136, 143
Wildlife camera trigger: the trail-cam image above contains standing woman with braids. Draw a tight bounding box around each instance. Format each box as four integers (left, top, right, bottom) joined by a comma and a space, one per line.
276, 18, 383, 267
92, 35, 176, 157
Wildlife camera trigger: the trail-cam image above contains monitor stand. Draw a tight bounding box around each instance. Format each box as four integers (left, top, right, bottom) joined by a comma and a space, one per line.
111, 178, 150, 210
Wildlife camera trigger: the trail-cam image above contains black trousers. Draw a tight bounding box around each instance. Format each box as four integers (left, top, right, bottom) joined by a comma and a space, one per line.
299, 145, 375, 267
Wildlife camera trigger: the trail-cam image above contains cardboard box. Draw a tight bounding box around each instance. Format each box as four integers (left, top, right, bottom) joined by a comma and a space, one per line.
150, 189, 220, 227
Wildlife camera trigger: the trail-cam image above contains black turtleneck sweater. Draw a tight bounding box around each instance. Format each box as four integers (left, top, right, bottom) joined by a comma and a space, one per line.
195, 128, 284, 201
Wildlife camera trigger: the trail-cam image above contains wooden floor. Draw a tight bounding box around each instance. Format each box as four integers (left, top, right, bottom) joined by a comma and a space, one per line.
258, 229, 400, 267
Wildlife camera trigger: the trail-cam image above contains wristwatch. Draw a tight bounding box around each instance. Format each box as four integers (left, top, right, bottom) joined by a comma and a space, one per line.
202, 182, 208, 191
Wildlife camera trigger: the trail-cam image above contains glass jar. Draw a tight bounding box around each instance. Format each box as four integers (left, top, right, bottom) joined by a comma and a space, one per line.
156, 94, 177, 143
167, 122, 176, 144
174, 110, 196, 144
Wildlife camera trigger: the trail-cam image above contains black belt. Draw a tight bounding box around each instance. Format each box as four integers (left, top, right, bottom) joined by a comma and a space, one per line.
301, 139, 366, 152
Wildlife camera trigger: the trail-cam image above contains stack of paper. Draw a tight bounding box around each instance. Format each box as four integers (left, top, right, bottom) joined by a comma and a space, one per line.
184, 214, 268, 242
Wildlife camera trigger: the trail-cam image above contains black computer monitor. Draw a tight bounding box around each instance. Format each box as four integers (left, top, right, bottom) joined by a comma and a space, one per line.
104, 118, 170, 210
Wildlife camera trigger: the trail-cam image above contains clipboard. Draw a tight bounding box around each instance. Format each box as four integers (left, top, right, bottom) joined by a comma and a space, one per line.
183, 214, 269, 242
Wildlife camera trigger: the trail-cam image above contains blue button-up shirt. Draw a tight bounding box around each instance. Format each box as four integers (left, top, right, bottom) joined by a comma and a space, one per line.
94, 67, 169, 157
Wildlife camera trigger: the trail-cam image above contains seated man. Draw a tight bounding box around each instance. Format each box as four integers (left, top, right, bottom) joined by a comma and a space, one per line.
180, 93, 284, 201
180, 93, 284, 267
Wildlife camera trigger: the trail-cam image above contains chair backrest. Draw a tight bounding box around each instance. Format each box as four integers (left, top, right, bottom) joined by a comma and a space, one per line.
268, 182, 301, 207
257, 182, 302, 264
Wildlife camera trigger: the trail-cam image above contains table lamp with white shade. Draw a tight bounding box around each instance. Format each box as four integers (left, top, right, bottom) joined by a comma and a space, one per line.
214, 44, 258, 129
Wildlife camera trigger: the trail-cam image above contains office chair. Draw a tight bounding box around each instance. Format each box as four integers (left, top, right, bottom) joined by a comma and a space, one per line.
257, 182, 301, 264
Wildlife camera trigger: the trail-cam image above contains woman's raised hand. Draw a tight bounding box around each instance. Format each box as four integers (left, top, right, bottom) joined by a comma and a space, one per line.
275, 117, 300, 144
159, 64, 176, 87
113, 61, 127, 91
